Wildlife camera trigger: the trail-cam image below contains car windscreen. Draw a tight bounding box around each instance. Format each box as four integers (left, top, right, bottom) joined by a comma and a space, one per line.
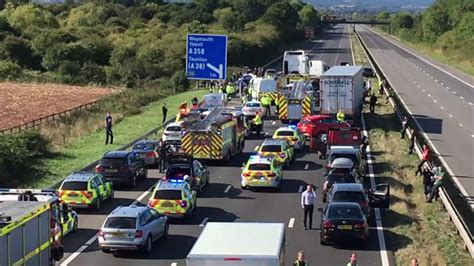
260, 145, 281, 152
276, 131, 294, 137
104, 217, 136, 229
133, 143, 155, 150
329, 168, 352, 175
329, 154, 358, 164
167, 167, 191, 178
248, 163, 271, 171
326, 173, 355, 184
154, 190, 182, 200
328, 205, 362, 219
166, 126, 182, 132
100, 158, 126, 166
61, 181, 88, 191
246, 103, 261, 108
332, 191, 365, 202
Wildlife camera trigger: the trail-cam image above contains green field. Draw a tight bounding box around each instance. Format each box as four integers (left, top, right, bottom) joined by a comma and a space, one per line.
26, 90, 207, 189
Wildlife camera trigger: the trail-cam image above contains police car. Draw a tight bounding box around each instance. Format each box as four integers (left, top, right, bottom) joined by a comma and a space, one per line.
241, 155, 283, 189
59, 172, 114, 210
272, 126, 306, 151
148, 178, 197, 219
257, 139, 294, 168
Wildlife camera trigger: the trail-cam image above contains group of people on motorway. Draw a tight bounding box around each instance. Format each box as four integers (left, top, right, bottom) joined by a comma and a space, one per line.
293, 251, 359, 265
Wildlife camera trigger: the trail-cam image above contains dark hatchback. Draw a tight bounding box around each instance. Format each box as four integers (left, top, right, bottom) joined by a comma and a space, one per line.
132, 140, 160, 168
95, 151, 146, 187
319, 202, 369, 246
363, 67, 375, 77
164, 154, 209, 192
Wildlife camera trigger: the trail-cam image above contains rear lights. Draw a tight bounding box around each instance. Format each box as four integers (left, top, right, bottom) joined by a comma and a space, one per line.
135, 230, 144, 238
148, 200, 158, 208
181, 200, 188, 208
86, 192, 93, 199
242, 172, 250, 177
98, 230, 104, 237
323, 221, 335, 229
267, 173, 276, 177
146, 152, 156, 157
355, 223, 366, 229
360, 201, 369, 207
96, 166, 104, 172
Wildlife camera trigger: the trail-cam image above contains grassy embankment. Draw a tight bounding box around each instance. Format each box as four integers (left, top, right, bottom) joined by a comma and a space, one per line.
350, 30, 472, 266
26, 90, 206, 189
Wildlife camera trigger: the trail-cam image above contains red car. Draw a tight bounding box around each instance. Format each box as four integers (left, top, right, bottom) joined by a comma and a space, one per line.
297, 115, 350, 137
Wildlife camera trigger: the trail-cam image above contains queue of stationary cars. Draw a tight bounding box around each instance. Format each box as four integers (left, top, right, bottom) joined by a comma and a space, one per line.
95, 151, 147, 187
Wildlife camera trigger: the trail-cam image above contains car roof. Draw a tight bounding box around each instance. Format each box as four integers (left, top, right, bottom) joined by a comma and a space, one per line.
276, 127, 295, 132
247, 155, 273, 164
64, 172, 96, 182
134, 140, 158, 145
166, 122, 182, 127
103, 150, 132, 158
109, 205, 147, 218
246, 101, 261, 104
333, 183, 364, 192
328, 202, 361, 208
307, 114, 332, 120
262, 139, 286, 145
330, 146, 359, 153
156, 180, 185, 191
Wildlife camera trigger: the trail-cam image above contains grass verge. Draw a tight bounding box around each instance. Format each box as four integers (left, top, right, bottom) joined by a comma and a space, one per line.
350, 31, 472, 265
24, 90, 206, 189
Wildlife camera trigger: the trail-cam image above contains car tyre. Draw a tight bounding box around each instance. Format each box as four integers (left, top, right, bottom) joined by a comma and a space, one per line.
95, 197, 101, 210
101, 248, 112, 254
320, 234, 328, 246
72, 217, 78, 233
143, 235, 152, 254
162, 223, 169, 240
130, 175, 137, 188
109, 189, 114, 201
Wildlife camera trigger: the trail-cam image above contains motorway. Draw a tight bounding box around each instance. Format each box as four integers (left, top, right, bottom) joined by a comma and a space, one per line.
356, 26, 474, 208
59, 25, 390, 266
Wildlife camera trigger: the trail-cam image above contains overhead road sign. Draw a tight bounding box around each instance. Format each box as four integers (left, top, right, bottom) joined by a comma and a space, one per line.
186, 34, 228, 80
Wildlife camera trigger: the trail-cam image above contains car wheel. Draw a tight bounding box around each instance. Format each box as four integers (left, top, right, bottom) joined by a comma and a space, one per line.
162, 223, 169, 239
72, 217, 78, 232
110, 189, 114, 200
143, 235, 152, 254
320, 234, 328, 245
101, 248, 112, 254
241, 184, 247, 190
130, 175, 137, 187
95, 198, 101, 210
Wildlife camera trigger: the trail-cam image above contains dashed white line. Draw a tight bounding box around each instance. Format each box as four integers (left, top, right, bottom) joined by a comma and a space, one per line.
288, 218, 295, 228
469, 102, 473, 106
171, 263, 178, 266
471, 135, 474, 138
60, 245, 89, 266
422, 89, 426, 92
200, 217, 209, 227
304, 164, 309, 170
298, 185, 304, 193
459, 123, 463, 127
417, 85, 421, 88
453, 91, 457, 94
440, 83, 444, 86
446, 87, 450, 90
224, 185, 231, 193
441, 106, 444, 110
449, 114, 454, 118
460, 96, 464, 100
433, 100, 437, 103
435, 79, 438, 82
272, 121, 276, 125
85, 235, 98, 245
428, 94, 431, 97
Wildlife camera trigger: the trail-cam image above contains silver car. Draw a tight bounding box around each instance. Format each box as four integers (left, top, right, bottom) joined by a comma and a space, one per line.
98, 204, 168, 254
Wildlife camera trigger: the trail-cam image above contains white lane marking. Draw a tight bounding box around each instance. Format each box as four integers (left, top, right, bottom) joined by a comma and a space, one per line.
224, 185, 231, 193
435, 79, 438, 82
422, 89, 426, 92
272, 121, 276, 125
469, 102, 473, 106
298, 185, 304, 193
460, 96, 464, 100
459, 123, 463, 127
433, 100, 437, 103
449, 114, 454, 118
417, 85, 421, 88
171, 263, 178, 266
361, 114, 390, 266
441, 106, 445, 110
200, 217, 209, 227
453, 91, 457, 94
446, 87, 450, 90
428, 94, 431, 97
61, 184, 157, 265
304, 164, 309, 170
440, 83, 444, 86
288, 218, 295, 228
254, 146, 259, 151
471, 135, 474, 138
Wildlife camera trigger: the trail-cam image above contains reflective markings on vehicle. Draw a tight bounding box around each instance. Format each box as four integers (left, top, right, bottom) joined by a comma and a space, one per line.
200, 217, 209, 227
288, 218, 295, 228
298, 185, 304, 193
224, 185, 231, 193
171, 263, 178, 266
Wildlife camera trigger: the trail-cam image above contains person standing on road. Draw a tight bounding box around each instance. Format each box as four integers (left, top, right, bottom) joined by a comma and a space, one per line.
415, 145, 430, 176
105, 112, 113, 145
408, 129, 416, 154
293, 251, 309, 266
422, 166, 434, 196
426, 167, 445, 202
162, 103, 168, 123
336, 109, 345, 123
158, 141, 167, 173
261, 95, 271, 116
347, 253, 358, 266
301, 184, 317, 230
252, 112, 263, 135
400, 116, 408, 139
369, 93, 377, 113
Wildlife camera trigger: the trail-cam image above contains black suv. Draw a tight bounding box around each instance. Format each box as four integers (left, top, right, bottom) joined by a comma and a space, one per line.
164, 154, 210, 192
95, 151, 146, 187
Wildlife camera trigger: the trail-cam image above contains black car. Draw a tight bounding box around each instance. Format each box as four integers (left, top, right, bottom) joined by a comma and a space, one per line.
164, 154, 210, 192
363, 67, 375, 77
132, 140, 160, 168
319, 202, 369, 245
95, 151, 146, 187
322, 169, 359, 202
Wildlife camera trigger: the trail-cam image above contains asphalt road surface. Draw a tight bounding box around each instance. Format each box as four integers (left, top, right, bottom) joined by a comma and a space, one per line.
356, 26, 474, 208
59, 25, 391, 266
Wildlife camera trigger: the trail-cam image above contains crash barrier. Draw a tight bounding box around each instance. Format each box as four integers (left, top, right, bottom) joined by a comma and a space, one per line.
0, 100, 100, 134
47, 117, 176, 190
355, 29, 474, 258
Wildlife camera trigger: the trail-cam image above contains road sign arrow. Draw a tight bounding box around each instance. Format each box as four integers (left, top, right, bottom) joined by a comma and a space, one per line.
206, 63, 223, 79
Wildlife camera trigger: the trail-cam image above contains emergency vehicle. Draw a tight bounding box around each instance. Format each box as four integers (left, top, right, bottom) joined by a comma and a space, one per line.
241, 155, 283, 189
272, 126, 306, 151
181, 107, 246, 160
257, 139, 294, 168
0, 191, 65, 266
148, 179, 197, 219
278, 81, 314, 123
310, 127, 363, 158
0, 189, 78, 237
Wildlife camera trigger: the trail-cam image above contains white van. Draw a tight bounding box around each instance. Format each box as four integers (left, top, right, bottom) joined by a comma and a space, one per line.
249, 77, 277, 100
308, 60, 329, 78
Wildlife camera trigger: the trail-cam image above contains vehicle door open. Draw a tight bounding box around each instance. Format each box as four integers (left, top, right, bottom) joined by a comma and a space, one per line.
368, 183, 390, 209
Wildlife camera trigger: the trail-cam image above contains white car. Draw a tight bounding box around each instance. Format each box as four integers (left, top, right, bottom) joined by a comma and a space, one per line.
242, 101, 264, 116
162, 122, 183, 143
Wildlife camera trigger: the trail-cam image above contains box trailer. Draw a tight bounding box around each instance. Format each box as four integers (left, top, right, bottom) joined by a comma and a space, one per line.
187, 222, 285, 266
319, 66, 364, 123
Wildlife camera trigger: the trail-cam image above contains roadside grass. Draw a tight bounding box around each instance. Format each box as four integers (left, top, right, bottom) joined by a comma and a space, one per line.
25, 90, 206, 189
350, 31, 472, 265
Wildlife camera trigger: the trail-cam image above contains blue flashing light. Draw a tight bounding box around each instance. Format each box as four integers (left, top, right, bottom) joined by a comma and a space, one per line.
249, 155, 260, 160
288, 124, 297, 129
170, 179, 184, 183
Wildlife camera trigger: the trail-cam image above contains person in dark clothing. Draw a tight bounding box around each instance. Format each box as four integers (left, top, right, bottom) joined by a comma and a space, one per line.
18, 191, 38, 201
400, 116, 408, 139
369, 93, 377, 113
105, 112, 113, 145
408, 129, 416, 154
421, 166, 434, 196
158, 141, 167, 173
162, 103, 168, 123
426, 167, 444, 202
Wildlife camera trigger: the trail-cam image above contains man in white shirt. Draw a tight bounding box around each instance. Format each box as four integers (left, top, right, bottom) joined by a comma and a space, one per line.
301, 184, 317, 230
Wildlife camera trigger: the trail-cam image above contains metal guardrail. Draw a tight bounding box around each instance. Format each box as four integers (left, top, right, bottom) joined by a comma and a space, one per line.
355, 29, 474, 258
0, 100, 100, 134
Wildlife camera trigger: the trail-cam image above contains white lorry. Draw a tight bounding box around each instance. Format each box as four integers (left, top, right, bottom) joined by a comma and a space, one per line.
283, 50, 308, 75
319, 66, 364, 123
308, 60, 329, 78
186, 222, 286, 266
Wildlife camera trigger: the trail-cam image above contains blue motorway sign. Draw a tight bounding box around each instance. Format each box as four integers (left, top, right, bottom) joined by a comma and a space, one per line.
186, 34, 227, 80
